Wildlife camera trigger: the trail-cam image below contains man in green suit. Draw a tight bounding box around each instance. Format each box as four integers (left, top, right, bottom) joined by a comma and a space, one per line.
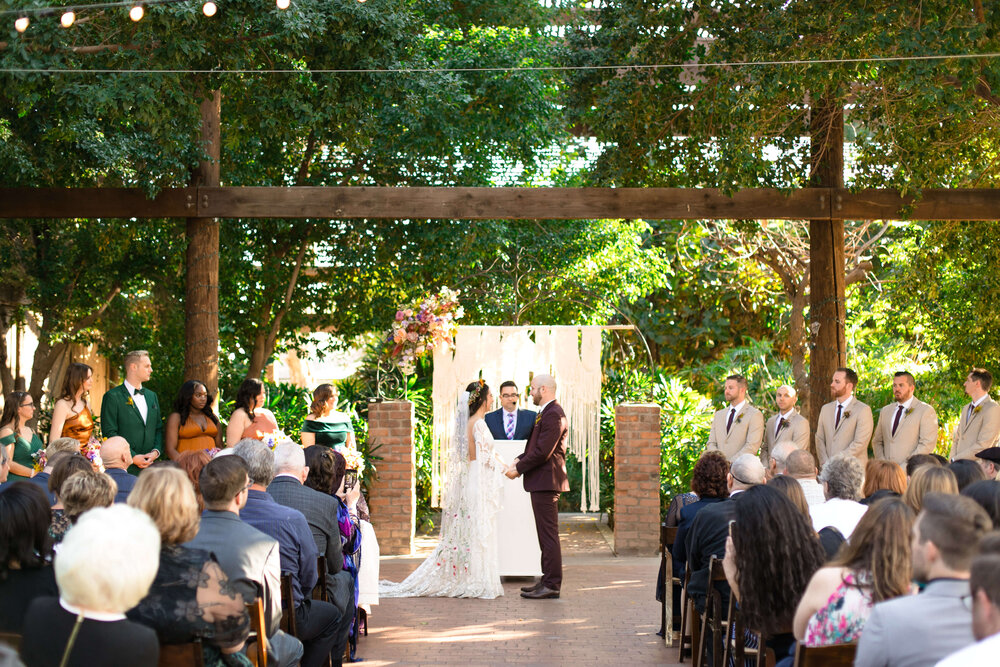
101, 350, 163, 475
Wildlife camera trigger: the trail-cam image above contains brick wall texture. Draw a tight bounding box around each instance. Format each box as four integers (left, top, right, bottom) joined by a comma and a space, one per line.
367, 400, 415, 555
614, 403, 662, 556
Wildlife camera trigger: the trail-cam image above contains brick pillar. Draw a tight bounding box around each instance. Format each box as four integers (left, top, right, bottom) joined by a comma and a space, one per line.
367, 400, 415, 555
614, 403, 661, 556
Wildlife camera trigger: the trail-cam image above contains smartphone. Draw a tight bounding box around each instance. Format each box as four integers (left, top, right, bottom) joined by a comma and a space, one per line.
727, 519, 735, 538
344, 470, 358, 490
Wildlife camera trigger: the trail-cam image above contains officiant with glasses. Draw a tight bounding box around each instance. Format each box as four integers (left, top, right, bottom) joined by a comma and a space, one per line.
485, 381, 536, 441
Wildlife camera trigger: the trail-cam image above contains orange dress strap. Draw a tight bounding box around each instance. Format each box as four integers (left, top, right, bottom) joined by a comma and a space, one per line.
176, 416, 219, 454
61, 405, 95, 451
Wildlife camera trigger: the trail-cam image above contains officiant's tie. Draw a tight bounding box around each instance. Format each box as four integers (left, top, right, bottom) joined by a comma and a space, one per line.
505, 412, 515, 439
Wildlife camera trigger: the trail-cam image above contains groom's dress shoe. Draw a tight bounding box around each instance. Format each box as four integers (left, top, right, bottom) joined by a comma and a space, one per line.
520, 581, 543, 593
521, 586, 560, 599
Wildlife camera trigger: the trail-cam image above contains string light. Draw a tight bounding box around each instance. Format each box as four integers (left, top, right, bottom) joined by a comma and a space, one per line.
129, 4, 144, 20
276, 0, 289, 8
14, 16, 29, 31
60, 10, 75, 27
202, 1, 216, 16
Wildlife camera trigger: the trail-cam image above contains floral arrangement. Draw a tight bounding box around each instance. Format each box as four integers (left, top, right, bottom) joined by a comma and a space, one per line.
259, 430, 294, 452
84, 436, 104, 472
385, 287, 462, 375
335, 444, 365, 474
31, 448, 46, 474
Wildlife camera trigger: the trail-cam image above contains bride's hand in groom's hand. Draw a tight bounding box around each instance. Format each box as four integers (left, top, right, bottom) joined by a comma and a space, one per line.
504, 466, 520, 480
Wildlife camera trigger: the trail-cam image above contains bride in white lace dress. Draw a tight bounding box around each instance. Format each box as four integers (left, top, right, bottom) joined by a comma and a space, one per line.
379, 380, 508, 599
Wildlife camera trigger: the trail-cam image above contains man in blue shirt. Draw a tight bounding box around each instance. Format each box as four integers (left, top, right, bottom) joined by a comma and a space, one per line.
233, 439, 341, 667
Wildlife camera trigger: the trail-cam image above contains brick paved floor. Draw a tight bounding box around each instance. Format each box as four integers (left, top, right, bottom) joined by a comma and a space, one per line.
358, 514, 681, 666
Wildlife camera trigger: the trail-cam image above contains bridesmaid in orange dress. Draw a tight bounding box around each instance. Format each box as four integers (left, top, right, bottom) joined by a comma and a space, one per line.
225, 378, 279, 445
48, 362, 96, 451
164, 380, 222, 460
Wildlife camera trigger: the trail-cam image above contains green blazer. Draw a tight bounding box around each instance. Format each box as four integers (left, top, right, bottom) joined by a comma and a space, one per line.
101, 383, 164, 475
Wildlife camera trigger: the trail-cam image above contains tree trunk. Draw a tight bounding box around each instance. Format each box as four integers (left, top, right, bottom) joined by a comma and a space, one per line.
808, 97, 846, 442
184, 90, 221, 398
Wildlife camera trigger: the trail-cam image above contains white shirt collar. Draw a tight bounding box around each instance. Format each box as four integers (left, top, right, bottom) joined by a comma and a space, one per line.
123, 379, 140, 394
729, 400, 746, 414
60, 598, 127, 622
274, 473, 301, 482
539, 399, 554, 412
973, 394, 989, 408
897, 396, 915, 410
838, 395, 854, 409
502, 407, 517, 417
779, 409, 797, 420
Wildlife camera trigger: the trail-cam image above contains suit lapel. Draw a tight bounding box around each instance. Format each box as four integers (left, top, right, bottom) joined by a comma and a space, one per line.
121, 384, 145, 423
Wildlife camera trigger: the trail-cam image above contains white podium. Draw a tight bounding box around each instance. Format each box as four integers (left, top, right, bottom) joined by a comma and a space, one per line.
494, 439, 543, 577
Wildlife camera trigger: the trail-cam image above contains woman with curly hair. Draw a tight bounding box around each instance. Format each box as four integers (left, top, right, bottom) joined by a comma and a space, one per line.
672, 451, 730, 578
722, 484, 826, 661
793, 498, 915, 648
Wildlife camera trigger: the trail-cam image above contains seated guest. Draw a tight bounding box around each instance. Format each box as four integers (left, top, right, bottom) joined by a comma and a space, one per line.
301, 384, 356, 449
931, 453, 950, 466
904, 465, 959, 514
101, 437, 137, 503
186, 456, 303, 667
861, 459, 907, 506
226, 379, 278, 445
936, 549, 1000, 665
766, 442, 798, 480
126, 466, 251, 665
974, 446, 1000, 480
672, 451, 730, 580
949, 458, 986, 491
723, 485, 826, 663
29, 438, 80, 504
794, 498, 914, 647
20, 505, 161, 666
59, 470, 116, 533
906, 453, 942, 480
48, 454, 93, 543
165, 380, 222, 460
233, 439, 340, 667
961, 480, 1000, 527
0, 482, 59, 633
810, 456, 867, 539
855, 493, 992, 667
786, 449, 826, 506
177, 449, 212, 511
770, 474, 845, 558
684, 454, 765, 613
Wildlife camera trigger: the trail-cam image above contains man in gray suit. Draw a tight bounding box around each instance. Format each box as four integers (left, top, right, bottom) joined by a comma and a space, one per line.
950, 368, 1000, 461
268, 443, 354, 667
761, 384, 809, 467
705, 374, 765, 460
815, 367, 874, 466
186, 456, 303, 667
855, 493, 992, 667
872, 371, 939, 466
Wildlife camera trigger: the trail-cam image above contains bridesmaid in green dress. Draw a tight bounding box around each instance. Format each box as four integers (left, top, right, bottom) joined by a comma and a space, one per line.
300, 384, 355, 448
0, 391, 45, 481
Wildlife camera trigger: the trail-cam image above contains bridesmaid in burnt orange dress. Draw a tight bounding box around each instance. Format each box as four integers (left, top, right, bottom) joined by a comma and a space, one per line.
49, 362, 96, 451
164, 380, 222, 460
225, 377, 279, 445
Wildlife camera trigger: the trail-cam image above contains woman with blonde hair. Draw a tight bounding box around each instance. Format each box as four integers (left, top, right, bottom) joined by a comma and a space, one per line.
126, 466, 251, 665
301, 383, 355, 448
903, 465, 959, 514
48, 362, 96, 448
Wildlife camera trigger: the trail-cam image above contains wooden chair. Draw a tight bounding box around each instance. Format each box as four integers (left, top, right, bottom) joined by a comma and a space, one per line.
244, 596, 268, 667
677, 568, 698, 663
721, 594, 764, 667
792, 643, 857, 667
158, 640, 205, 667
694, 556, 730, 667
279, 574, 298, 637
661, 525, 680, 646
0, 633, 20, 651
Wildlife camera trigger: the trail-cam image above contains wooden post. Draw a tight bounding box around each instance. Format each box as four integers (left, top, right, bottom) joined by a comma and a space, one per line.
808, 98, 847, 438
184, 90, 221, 397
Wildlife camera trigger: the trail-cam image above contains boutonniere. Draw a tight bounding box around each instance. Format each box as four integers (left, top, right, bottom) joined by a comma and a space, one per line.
777, 417, 789, 431
735, 412, 744, 425
843, 410, 852, 420
127, 397, 134, 407
904, 407, 914, 416
974, 405, 983, 415
534, 413, 542, 425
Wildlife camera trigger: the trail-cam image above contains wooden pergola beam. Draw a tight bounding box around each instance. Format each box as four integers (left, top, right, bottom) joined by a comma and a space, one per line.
1, 186, 999, 220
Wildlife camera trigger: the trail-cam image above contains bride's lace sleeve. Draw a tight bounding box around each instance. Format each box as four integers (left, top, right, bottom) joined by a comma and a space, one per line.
474, 421, 507, 471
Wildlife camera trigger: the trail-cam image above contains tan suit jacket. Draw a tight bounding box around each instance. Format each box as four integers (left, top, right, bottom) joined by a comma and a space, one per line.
950, 396, 1000, 461
706, 403, 764, 460
872, 398, 938, 466
815, 398, 873, 466
761, 410, 809, 466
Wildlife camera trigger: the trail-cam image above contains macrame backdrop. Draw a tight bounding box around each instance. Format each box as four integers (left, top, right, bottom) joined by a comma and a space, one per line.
432, 325, 603, 511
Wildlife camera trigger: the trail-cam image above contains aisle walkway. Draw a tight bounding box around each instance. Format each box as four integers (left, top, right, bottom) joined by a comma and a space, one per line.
361, 514, 679, 666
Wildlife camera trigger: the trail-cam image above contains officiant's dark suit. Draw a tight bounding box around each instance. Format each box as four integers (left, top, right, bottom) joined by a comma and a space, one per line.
485, 408, 536, 441
515, 400, 570, 592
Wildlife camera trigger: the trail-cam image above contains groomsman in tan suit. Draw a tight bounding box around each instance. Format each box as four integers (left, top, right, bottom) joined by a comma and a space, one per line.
815, 367, 873, 466
761, 384, 809, 467
706, 374, 764, 460
950, 368, 1000, 461
872, 371, 939, 466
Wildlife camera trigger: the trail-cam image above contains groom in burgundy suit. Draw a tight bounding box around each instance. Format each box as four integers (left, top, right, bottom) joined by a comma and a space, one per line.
506, 373, 570, 599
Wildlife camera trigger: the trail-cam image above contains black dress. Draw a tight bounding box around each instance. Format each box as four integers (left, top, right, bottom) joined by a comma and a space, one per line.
21, 597, 159, 667
0, 565, 59, 633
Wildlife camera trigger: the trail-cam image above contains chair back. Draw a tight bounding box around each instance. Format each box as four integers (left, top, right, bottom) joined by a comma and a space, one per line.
158, 640, 205, 667
313, 555, 329, 602
0, 633, 20, 651
279, 573, 299, 637
792, 642, 858, 667
245, 596, 268, 667
662, 525, 679, 550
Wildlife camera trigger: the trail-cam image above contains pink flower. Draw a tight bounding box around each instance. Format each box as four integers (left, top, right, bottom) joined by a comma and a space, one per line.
393, 329, 407, 343
395, 310, 406, 321
407, 331, 419, 342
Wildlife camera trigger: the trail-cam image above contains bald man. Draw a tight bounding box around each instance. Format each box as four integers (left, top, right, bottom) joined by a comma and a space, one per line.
101, 436, 137, 503
761, 385, 809, 467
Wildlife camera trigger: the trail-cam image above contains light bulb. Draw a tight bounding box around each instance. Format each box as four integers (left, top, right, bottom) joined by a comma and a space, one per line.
276, 0, 290, 9
129, 4, 144, 21
202, 1, 216, 16
14, 16, 29, 32
60, 11, 75, 27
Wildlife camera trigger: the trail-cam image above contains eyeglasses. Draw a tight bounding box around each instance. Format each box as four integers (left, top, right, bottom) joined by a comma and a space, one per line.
243, 481, 253, 491
19, 402, 33, 408
500, 393, 519, 399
